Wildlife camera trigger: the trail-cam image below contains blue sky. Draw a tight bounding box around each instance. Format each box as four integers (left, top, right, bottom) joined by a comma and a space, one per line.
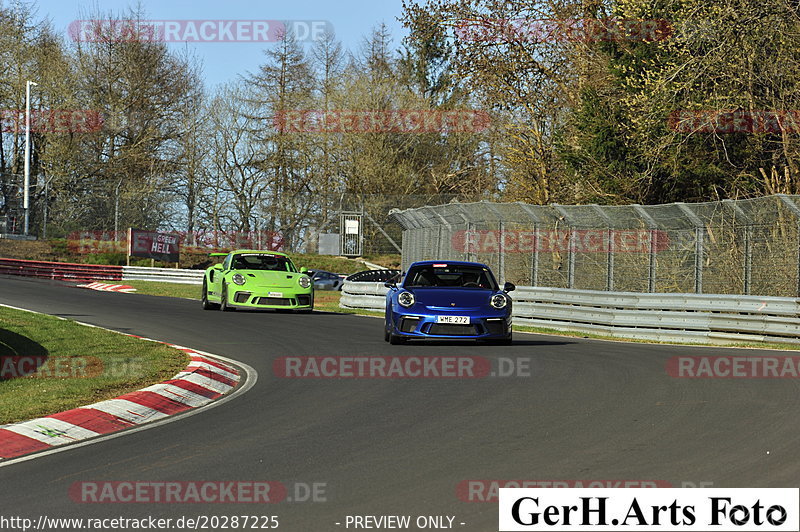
35, 0, 410, 89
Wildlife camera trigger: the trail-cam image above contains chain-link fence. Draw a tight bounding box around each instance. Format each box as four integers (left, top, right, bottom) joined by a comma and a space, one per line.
390, 194, 800, 297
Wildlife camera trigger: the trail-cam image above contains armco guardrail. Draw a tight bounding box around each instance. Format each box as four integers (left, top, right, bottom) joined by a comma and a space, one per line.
339, 280, 388, 310
0, 258, 205, 284
340, 281, 800, 345
0, 258, 122, 282
122, 266, 204, 284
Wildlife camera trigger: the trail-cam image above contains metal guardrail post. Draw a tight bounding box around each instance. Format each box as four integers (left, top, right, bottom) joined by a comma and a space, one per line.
723, 199, 753, 295
633, 204, 659, 293
675, 202, 705, 294
777, 195, 800, 296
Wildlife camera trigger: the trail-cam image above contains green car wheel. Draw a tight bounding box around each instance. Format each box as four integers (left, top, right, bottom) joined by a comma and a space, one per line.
221, 283, 235, 312
202, 280, 220, 310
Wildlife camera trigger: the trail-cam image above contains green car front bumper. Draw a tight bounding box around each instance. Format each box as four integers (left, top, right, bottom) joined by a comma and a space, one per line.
227, 287, 314, 309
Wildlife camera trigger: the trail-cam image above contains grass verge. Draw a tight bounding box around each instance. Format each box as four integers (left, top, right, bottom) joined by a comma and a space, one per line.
0, 306, 188, 424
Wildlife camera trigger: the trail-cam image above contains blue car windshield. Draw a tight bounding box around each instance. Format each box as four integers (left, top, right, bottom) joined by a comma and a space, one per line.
404, 265, 497, 289
232, 254, 296, 272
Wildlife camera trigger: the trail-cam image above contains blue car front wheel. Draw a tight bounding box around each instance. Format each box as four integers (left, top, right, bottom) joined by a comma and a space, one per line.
386, 321, 406, 344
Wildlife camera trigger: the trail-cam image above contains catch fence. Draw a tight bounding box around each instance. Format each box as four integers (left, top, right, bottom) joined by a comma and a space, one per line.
390, 194, 800, 297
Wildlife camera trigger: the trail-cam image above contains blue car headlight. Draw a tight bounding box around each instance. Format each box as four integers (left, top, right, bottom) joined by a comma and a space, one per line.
232, 273, 246, 286
490, 293, 507, 309
398, 291, 415, 308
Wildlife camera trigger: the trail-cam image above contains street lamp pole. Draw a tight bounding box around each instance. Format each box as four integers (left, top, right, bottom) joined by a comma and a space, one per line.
23, 80, 38, 236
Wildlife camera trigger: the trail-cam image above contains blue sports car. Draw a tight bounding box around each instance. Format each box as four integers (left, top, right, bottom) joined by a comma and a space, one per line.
384, 260, 515, 345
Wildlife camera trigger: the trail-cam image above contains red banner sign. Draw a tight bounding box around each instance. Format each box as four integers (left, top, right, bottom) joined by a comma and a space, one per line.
67, 230, 284, 255
128, 229, 181, 263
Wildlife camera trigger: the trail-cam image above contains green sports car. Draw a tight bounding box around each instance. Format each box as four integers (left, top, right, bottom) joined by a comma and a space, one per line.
201, 250, 314, 312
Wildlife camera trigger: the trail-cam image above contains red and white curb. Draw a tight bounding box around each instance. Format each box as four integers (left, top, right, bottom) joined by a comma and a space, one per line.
0, 306, 255, 464
77, 282, 137, 293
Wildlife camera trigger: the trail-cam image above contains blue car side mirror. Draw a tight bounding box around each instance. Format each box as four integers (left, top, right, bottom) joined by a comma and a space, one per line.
503, 282, 516, 293
384, 281, 397, 289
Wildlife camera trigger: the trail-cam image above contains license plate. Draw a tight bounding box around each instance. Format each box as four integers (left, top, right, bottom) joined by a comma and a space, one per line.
268, 292, 283, 298
437, 315, 470, 324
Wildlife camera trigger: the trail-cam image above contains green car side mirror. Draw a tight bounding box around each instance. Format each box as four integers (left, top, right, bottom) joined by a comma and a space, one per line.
300, 267, 308, 273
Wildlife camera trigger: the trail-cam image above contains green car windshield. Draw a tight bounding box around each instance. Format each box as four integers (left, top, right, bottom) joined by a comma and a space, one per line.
231, 254, 296, 272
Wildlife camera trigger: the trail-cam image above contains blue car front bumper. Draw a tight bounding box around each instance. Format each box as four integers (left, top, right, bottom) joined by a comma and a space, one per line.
388, 312, 512, 340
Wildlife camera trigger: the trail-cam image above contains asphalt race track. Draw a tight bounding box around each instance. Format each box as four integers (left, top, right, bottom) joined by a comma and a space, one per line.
1, 274, 799, 530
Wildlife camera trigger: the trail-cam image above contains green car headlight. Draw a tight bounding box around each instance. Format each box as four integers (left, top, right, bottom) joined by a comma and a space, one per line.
232, 273, 246, 286
298, 275, 311, 289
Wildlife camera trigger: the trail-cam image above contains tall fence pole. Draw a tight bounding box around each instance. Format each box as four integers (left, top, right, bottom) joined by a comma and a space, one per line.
519, 203, 541, 287
591, 204, 615, 291
486, 203, 506, 281
633, 205, 659, 293
428, 208, 453, 261
454, 205, 477, 263
777, 195, 800, 296
553, 204, 576, 289
676, 203, 705, 294
723, 199, 753, 295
